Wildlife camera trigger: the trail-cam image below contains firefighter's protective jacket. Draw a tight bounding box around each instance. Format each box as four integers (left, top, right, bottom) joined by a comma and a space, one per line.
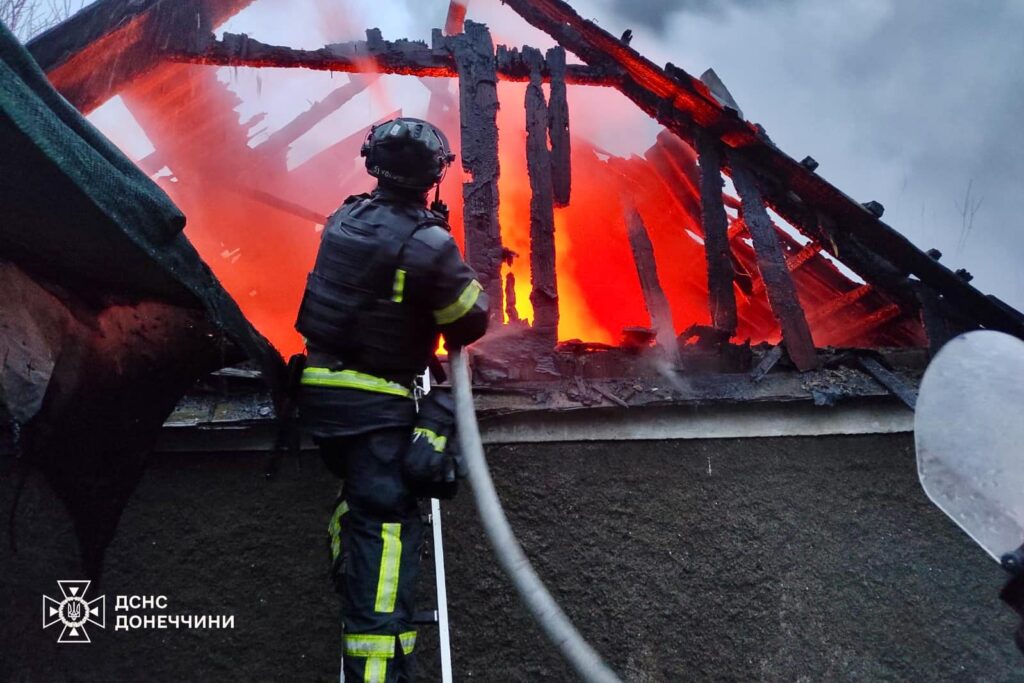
296, 187, 488, 437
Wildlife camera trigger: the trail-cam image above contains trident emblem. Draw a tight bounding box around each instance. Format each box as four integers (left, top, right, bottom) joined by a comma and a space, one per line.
42, 580, 106, 643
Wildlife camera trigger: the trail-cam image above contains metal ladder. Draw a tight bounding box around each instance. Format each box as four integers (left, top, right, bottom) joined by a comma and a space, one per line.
340, 366, 453, 682
415, 369, 454, 681
416, 497, 454, 682
338, 498, 453, 683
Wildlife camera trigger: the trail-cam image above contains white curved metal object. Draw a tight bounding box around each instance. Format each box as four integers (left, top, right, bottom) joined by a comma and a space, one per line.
915, 330, 1024, 562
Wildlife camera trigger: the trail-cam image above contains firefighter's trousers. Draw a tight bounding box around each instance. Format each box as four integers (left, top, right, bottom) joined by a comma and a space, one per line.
321, 428, 423, 683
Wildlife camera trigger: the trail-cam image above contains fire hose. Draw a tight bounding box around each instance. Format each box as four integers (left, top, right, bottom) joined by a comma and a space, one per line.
449, 348, 622, 683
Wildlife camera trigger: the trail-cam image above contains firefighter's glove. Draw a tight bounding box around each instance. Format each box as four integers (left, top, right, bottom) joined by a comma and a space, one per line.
404, 390, 464, 500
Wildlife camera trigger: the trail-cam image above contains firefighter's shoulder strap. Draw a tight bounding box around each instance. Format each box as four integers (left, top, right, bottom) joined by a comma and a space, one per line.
348, 197, 448, 283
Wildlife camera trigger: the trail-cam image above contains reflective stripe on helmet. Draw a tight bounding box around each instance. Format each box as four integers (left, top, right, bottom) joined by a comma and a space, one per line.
434, 280, 483, 326
300, 368, 412, 398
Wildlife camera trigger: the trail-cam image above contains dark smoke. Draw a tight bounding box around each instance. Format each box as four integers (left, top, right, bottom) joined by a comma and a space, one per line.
599, 0, 1024, 309
607, 0, 794, 31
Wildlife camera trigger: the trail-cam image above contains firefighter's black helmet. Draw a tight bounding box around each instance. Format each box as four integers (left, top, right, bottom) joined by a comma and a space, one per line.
360, 117, 456, 191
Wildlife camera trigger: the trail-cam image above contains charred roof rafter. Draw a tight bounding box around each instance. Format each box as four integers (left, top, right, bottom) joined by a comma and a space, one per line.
25, 0, 1024, 355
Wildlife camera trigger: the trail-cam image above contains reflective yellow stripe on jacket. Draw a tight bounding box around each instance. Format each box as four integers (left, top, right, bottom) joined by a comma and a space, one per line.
391, 268, 406, 303
300, 368, 412, 398
433, 280, 482, 325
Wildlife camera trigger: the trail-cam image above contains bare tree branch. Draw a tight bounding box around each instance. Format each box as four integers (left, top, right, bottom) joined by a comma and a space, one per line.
954, 178, 984, 255
1, 0, 85, 42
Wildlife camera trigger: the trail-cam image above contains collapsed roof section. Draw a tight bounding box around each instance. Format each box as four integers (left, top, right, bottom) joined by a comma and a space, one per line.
25, 0, 1024, 378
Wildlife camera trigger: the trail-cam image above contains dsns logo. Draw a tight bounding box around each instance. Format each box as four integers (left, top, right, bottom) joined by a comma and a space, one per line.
42, 580, 106, 643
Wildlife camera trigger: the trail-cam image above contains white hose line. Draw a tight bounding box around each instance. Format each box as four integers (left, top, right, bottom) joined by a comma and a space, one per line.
450, 348, 622, 683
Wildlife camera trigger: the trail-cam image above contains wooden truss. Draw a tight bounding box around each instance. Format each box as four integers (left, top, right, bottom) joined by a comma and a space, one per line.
28, 0, 1024, 373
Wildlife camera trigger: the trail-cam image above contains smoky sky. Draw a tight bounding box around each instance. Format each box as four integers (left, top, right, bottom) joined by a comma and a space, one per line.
595, 0, 1024, 309
608, 0, 793, 28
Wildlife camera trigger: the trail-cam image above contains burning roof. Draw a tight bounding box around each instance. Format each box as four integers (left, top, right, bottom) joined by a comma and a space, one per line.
5, 0, 1023, 582
26, 0, 1024, 378
8, 0, 1024, 430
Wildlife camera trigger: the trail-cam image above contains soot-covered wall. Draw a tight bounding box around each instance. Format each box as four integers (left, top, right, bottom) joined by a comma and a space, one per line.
1, 433, 1019, 680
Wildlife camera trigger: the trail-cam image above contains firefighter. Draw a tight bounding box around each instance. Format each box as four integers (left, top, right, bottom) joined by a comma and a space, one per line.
294, 117, 488, 682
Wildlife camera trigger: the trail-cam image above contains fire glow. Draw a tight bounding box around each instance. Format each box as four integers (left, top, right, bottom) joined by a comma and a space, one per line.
85, 25, 922, 357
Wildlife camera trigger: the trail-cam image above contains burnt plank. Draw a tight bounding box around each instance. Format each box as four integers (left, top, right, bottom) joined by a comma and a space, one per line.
624, 205, 678, 358
452, 21, 504, 323
221, 183, 328, 225
546, 46, 572, 207
750, 344, 784, 383
523, 46, 559, 343
807, 284, 873, 325
28, 0, 252, 113
786, 241, 821, 272
730, 155, 818, 371
831, 304, 903, 347
857, 356, 917, 410
914, 282, 979, 356
444, 0, 468, 36
916, 283, 955, 356
169, 33, 614, 85
257, 74, 377, 156
505, 271, 521, 323
696, 130, 737, 336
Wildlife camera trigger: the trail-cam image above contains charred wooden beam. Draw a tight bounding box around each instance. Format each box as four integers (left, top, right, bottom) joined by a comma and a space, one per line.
452, 21, 504, 323
444, 0, 469, 36
643, 140, 702, 227
256, 74, 378, 156
857, 356, 917, 410
915, 283, 955, 356
175, 31, 453, 76
624, 205, 678, 358
287, 110, 400, 204
750, 344, 784, 383
830, 304, 903, 347
914, 282, 978, 356
169, 32, 616, 85
730, 155, 818, 371
523, 46, 559, 344
499, 0, 1024, 340
505, 271, 521, 324
28, 0, 252, 113
221, 183, 329, 225
807, 284, 872, 325
696, 130, 737, 336
546, 46, 572, 207
786, 241, 821, 272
